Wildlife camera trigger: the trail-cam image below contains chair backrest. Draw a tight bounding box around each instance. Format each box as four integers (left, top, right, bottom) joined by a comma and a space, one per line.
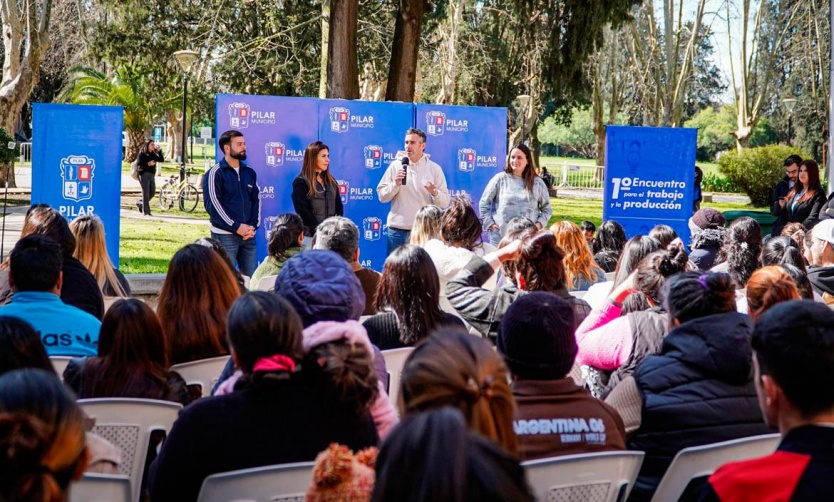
570, 290, 587, 299
256, 274, 278, 292
605, 272, 616, 281
170, 355, 232, 398
650, 434, 781, 502
50, 356, 73, 381
381, 347, 414, 408
79, 398, 182, 502
197, 462, 315, 502
70, 473, 131, 502
523, 451, 645, 502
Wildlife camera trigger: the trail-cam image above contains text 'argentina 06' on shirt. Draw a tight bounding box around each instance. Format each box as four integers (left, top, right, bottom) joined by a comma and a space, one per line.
0, 292, 100, 356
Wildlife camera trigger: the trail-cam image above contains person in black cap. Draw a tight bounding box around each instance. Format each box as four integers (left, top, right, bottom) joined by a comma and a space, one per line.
497, 292, 625, 461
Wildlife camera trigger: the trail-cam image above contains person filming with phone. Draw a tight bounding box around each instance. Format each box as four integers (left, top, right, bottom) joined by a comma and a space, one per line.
135, 139, 164, 216
377, 128, 450, 255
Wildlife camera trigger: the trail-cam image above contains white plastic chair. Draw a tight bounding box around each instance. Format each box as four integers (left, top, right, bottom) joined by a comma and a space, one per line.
70, 473, 131, 502
78, 398, 182, 502
570, 290, 588, 299
523, 451, 645, 502
381, 347, 414, 408
256, 274, 279, 292
170, 355, 231, 398
197, 461, 315, 502
650, 434, 781, 502
50, 356, 73, 380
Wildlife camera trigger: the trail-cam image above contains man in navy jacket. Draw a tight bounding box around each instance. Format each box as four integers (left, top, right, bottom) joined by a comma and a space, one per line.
203, 130, 261, 277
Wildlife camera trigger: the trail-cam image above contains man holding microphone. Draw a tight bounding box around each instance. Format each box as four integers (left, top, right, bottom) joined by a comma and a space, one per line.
377, 128, 450, 255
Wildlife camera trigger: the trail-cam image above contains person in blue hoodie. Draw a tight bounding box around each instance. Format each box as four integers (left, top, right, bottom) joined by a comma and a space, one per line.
0, 234, 100, 356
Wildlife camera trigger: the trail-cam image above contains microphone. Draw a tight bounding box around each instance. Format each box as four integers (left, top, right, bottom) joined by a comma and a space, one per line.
401, 157, 408, 185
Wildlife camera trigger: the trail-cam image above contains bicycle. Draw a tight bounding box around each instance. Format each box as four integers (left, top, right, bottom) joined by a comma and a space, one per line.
158, 169, 201, 212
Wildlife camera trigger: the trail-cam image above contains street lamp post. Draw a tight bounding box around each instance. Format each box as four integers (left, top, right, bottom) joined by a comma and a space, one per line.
173, 50, 199, 184
782, 98, 797, 147
516, 94, 531, 145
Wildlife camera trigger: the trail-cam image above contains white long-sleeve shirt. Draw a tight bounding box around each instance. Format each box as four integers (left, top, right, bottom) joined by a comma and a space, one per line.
376, 153, 450, 230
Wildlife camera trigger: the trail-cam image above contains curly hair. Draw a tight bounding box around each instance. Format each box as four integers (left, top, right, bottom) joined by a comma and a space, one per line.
549, 221, 603, 290
440, 196, 483, 250
717, 217, 762, 287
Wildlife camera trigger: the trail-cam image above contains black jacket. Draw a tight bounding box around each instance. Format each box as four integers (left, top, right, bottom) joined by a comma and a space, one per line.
818, 191, 834, 221
628, 311, 771, 501
770, 177, 791, 217
290, 175, 344, 236
773, 189, 826, 237
203, 159, 261, 233
689, 228, 726, 271
136, 149, 164, 173
807, 265, 834, 296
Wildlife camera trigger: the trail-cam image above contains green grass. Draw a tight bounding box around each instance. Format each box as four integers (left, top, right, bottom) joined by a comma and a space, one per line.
119, 217, 208, 273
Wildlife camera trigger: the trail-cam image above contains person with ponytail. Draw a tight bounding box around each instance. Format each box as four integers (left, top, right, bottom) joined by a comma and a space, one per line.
0, 369, 89, 502
575, 245, 689, 399
712, 216, 763, 288
249, 213, 305, 291
150, 292, 379, 502
447, 230, 591, 342
761, 235, 806, 271
746, 266, 801, 321
605, 272, 770, 501
399, 329, 519, 456
291, 141, 343, 242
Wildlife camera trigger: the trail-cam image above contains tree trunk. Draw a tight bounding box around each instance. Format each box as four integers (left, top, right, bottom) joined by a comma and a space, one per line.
326, 0, 359, 99
0, 162, 17, 189
385, 0, 425, 102
319, 0, 330, 98
125, 129, 145, 163
435, 0, 462, 104
166, 111, 182, 162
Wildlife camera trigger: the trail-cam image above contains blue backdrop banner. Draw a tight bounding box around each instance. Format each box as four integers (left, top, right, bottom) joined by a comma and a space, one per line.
215, 95, 507, 271
603, 126, 697, 239
31, 104, 124, 265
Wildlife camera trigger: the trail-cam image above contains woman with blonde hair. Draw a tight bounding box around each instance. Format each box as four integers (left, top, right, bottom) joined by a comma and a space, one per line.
408, 205, 442, 246
70, 215, 130, 298
746, 266, 801, 321
157, 244, 241, 365
550, 220, 605, 291
291, 141, 343, 240
399, 329, 519, 455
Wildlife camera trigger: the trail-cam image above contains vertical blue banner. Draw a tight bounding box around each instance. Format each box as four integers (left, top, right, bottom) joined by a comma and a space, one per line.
603, 126, 697, 239
31, 104, 123, 264
215, 94, 319, 263
415, 104, 507, 220
319, 99, 414, 271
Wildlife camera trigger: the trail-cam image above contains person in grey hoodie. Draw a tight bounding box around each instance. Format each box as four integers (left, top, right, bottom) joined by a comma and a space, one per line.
688, 208, 726, 270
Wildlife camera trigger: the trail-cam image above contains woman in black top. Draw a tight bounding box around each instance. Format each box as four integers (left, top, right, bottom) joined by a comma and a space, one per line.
291, 141, 343, 238
363, 245, 466, 349
136, 139, 164, 216
774, 159, 826, 235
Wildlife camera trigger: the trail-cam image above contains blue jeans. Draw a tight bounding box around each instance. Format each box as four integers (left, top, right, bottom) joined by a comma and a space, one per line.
387, 227, 411, 256
212, 232, 257, 278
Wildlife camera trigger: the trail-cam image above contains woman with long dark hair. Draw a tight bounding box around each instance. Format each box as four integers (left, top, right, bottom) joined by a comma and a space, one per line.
63, 299, 189, 405
149, 292, 379, 501
157, 244, 240, 365
774, 159, 826, 235
363, 245, 465, 349
712, 216, 763, 288
583, 235, 663, 309
291, 141, 343, 240
479, 144, 552, 246
592, 220, 628, 272
249, 213, 305, 290
135, 139, 163, 216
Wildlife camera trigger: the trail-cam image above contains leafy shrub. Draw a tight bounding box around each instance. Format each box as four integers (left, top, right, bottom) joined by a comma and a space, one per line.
701, 172, 738, 193
0, 129, 18, 165
718, 145, 808, 206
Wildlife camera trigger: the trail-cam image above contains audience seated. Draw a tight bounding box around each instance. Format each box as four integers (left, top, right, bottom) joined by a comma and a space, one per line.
249, 213, 304, 291
648, 224, 678, 249
711, 217, 762, 288
194, 237, 248, 292
0, 369, 89, 500
157, 244, 239, 365
448, 230, 591, 341
701, 301, 834, 501
806, 219, 834, 304
592, 220, 627, 273
583, 236, 662, 309
423, 196, 497, 312
0, 234, 100, 356
0, 204, 104, 319
399, 329, 518, 455
550, 220, 605, 291
580, 220, 596, 245
407, 205, 442, 246
70, 215, 131, 298
149, 292, 379, 501
780, 263, 816, 300
314, 216, 380, 316
761, 235, 806, 271
688, 208, 726, 271
372, 408, 534, 502
363, 245, 465, 349
497, 292, 625, 460
745, 266, 801, 321
605, 272, 770, 501
306, 444, 377, 501
63, 298, 190, 406
780, 222, 807, 260
576, 246, 688, 398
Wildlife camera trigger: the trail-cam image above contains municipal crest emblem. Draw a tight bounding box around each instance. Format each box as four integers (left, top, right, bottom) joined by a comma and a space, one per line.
329, 107, 350, 133
426, 111, 446, 136
457, 148, 476, 173
60, 155, 95, 202
363, 217, 382, 241
363, 145, 383, 170
228, 103, 250, 129
265, 142, 285, 167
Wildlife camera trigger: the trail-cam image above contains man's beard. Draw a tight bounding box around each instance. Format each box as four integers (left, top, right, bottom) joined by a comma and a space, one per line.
231, 150, 247, 161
